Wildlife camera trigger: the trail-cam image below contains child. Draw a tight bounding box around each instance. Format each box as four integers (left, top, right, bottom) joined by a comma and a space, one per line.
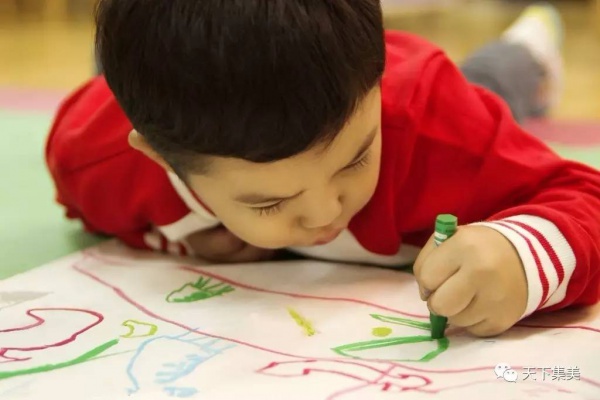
46, 1, 600, 337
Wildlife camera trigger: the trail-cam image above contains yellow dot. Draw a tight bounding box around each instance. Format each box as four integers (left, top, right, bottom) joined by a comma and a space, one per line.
372, 327, 392, 337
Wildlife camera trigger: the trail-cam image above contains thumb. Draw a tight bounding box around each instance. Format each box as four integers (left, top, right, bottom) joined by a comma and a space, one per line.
188, 225, 246, 257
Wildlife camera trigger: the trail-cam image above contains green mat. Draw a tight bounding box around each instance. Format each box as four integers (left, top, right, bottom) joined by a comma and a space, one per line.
0, 110, 599, 280
0, 110, 103, 280
546, 145, 600, 169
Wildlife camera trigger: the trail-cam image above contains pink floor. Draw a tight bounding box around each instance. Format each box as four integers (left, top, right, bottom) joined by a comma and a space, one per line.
0, 87, 67, 113
0, 87, 598, 146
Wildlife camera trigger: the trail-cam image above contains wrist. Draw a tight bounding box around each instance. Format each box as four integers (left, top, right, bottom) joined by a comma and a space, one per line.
470, 214, 575, 319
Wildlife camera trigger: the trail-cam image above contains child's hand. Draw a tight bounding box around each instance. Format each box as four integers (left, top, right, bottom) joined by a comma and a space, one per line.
413, 225, 528, 337
185, 225, 274, 263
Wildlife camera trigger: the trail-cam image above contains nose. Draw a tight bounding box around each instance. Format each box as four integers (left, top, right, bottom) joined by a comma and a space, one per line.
300, 190, 343, 229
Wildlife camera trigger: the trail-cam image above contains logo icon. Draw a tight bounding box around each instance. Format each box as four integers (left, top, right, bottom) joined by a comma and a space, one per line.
495, 363, 518, 382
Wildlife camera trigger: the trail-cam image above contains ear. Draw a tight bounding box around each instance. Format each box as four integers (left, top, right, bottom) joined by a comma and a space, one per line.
128, 130, 174, 173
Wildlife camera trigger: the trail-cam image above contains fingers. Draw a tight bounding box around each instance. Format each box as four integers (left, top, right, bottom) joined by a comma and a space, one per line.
427, 270, 476, 317
221, 244, 275, 264
186, 226, 274, 263
187, 225, 245, 258
414, 236, 462, 300
209, 226, 246, 253
412, 235, 436, 299
414, 226, 525, 339
467, 321, 498, 338
446, 296, 511, 338
413, 235, 435, 279
446, 296, 485, 328
465, 319, 511, 338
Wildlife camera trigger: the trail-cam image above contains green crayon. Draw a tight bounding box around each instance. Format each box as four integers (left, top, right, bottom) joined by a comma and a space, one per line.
429, 214, 458, 339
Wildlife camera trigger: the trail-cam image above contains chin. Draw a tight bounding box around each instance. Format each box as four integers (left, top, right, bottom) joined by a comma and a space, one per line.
246, 239, 292, 250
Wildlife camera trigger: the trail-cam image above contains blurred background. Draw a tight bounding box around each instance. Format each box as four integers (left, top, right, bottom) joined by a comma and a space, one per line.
0, 0, 599, 278
1, 0, 599, 117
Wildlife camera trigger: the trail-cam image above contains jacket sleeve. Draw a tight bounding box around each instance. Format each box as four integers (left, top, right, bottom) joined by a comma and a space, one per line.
45, 77, 219, 256
402, 50, 600, 319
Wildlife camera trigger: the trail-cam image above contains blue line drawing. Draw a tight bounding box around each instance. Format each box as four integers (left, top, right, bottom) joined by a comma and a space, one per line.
163, 386, 199, 398
125, 330, 234, 397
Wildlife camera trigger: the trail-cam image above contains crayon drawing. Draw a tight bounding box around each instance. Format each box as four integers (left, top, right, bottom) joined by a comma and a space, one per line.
0, 240, 599, 399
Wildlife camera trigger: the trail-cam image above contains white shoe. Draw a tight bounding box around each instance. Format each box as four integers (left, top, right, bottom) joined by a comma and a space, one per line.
502, 2, 564, 110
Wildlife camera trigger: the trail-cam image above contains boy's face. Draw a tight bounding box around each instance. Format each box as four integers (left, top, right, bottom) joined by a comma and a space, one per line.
189, 87, 382, 249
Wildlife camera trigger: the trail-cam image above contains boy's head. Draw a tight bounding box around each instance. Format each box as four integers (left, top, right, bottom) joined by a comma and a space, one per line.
96, 0, 386, 249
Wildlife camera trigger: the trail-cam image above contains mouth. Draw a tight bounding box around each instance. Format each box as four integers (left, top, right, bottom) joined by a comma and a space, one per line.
313, 228, 344, 246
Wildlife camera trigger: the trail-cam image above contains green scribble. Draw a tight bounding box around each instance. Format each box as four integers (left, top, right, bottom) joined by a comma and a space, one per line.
333, 335, 449, 362
331, 314, 449, 362
166, 276, 235, 303
0, 339, 119, 381
372, 327, 392, 337
121, 319, 158, 338
370, 314, 431, 330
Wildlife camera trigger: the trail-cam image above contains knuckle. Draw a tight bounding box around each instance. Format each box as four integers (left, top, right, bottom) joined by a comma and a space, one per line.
470, 259, 496, 279
240, 250, 264, 263
205, 244, 231, 257
188, 242, 216, 259
231, 246, 272, 263
469, 322, 505, 338
419, 273, 437, 292
413, 237, 435, 274
412, 258, 425, 279
428, 295, 447, 316
448, 315, 470, 328
455, 228, 479, 249
412, 262, 422, 279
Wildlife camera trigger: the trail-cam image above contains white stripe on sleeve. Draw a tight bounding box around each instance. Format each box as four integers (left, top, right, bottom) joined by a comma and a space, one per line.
473, 214, 575, 319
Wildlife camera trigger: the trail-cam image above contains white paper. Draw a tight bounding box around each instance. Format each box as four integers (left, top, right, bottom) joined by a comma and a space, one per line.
1, 240, 599, 399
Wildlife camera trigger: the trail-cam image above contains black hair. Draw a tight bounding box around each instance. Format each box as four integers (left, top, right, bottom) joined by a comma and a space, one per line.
95, 0, 385, 175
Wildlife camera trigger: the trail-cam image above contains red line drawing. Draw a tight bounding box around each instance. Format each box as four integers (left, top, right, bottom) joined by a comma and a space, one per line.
86, 248, 600, 336
79, 248, 428, 319
0, 308, 103, 364
177, 266, 427, 319
257, 360, 586, 399
69, 249, 600, 398
258, 359, 431, 397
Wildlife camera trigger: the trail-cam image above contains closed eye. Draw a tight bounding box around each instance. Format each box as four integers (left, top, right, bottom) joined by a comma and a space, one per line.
344, 151, 370, 171
251, 201, 283, 217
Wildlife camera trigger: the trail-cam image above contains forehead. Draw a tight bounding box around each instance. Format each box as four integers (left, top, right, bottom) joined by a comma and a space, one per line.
208, 88, 381, 173
189, 87, 381, 188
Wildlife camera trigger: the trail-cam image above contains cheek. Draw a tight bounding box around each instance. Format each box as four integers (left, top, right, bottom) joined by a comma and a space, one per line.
349, 157, 380, 208
214, 209, 294, 249
194, 190, 294, 249
365, 158, 381, 194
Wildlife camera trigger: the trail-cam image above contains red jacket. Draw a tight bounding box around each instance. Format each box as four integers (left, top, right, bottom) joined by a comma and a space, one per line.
46, 31, 600, 319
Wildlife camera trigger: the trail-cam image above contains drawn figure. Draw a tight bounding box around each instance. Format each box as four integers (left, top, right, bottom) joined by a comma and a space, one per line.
259, 360, 593, 400
258, 359, 431, 399
72, 253, 600, 399
126, 330, 235, 397
332, 314, 449, 362
0, 308, 117, 380
121, 320, 158, 338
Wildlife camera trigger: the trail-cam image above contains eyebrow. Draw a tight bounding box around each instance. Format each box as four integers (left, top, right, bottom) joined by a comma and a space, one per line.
234, 126, 378, 205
